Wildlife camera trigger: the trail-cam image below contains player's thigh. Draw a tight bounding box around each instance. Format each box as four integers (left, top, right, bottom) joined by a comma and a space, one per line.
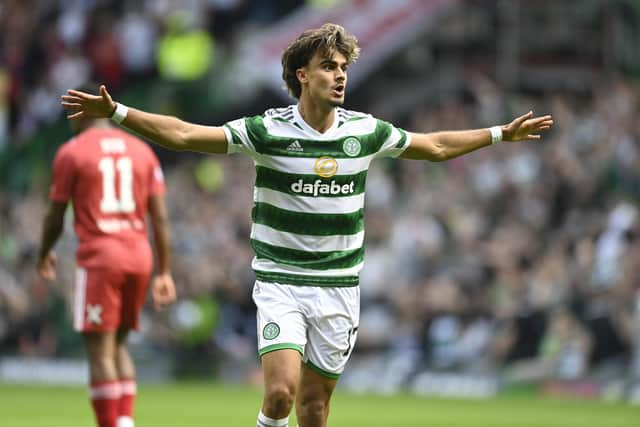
253, 280, 308, 357
83, 330, 117, 360
297, 362, 338, 404
73, 267, 125, 332
262, 348, 303, 391
304, 286, 360, 378
119, 270, 151, 330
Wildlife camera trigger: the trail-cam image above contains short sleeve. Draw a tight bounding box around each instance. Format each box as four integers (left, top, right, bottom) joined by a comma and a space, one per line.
223, 117, 255, 155
49, 146, 75, 202
374, 119, 411, 159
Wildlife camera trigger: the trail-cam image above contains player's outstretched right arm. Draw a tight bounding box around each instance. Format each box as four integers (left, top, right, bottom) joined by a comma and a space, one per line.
61, 85, 228, 154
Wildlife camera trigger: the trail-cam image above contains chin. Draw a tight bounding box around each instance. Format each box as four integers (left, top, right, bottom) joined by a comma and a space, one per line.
328, 97, 345, 107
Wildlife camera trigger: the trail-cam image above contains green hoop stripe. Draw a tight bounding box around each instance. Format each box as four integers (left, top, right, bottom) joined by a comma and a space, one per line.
255, 271, 359, 287
252, 203, 364, 236
224, 124, 245, 147
346, 116, 368, 123
251, 239, 365, 270
304, 360, 341, 380
395, 129, 409, 149
259, 343, 303, 357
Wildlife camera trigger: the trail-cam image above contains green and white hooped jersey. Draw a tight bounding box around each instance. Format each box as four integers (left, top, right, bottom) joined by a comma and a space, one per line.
223, 105, 410, 287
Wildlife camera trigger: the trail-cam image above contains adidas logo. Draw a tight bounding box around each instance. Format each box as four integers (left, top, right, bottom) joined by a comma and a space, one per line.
286, 141, 304, 152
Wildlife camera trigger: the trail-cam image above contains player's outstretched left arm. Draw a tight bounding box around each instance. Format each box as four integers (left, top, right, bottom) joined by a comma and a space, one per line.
401, 111, 554, 161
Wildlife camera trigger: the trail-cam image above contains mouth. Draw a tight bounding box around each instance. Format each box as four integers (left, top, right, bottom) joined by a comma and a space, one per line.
332, 84, 345, 97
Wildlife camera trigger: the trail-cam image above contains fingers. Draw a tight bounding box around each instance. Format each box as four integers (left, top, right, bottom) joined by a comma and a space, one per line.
154, 287, 169, 301
40, 269, 56, 280
528, 121, 553, 133
67, 111, 85, 120
511, 111, 534, 128
528, 115, 552, 125
152, 290, 165, 310
161, 286, 176, 302
100, 85, 113, 103
61, 94, 86, 119
37, 258, 57, 280
527, 115, 553, 128
519, 115, 553, 140
523, 121, 553, 132
61, 95, 85, 111
61, 101, 82, 109
152, 277, 176, 311
154, 295, 173, 310
61, 95, 83, 103
60, 85, 115, 120
61, 101, 83, 119
67, 89, 98, 100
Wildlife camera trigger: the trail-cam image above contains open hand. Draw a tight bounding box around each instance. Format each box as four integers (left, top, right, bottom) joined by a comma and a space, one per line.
152, 272, 177, 310
502, 111, 554, 142
61, 85, 117, 120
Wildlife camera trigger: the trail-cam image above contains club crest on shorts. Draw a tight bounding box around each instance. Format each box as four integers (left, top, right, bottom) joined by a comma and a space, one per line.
342, 137, 361, 157
263, 322, 280, 340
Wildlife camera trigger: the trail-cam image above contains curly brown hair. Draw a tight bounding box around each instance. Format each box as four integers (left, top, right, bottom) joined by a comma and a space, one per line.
281, 23, 360, 99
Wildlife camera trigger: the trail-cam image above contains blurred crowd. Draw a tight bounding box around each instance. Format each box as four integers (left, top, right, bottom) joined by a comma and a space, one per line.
1, 0, 640, 395
0, 0, 311, 148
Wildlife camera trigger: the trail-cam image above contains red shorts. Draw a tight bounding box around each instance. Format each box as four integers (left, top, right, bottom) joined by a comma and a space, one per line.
73, 266, 151, 332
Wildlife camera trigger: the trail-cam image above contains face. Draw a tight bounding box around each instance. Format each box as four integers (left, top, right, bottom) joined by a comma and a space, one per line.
298, 51, 348, 107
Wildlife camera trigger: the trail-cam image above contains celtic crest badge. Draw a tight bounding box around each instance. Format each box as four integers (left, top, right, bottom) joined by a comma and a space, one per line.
342, 137, 361, 157
263, 322, 280, 340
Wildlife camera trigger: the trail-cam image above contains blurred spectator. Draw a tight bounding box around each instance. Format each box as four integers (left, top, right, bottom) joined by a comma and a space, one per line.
116, 1, 159, 81
85, 8, 124, 90
0, 68, 8, 148
157, 9, 214, 82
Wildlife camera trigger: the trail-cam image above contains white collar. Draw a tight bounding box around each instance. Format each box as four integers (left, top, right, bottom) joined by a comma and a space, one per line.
293, 104, 339, 138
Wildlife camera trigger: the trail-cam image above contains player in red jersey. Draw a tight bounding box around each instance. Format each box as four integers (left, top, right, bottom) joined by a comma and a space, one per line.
37, 85, 177, 427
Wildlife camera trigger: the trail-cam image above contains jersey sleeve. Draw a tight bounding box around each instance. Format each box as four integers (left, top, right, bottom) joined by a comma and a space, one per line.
374, 119, 411, 159
49, 145, 76, 202
223, 117, 256, 155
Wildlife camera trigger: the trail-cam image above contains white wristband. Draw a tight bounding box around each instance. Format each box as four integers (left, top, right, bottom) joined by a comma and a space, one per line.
110, 102, 129, 125
489, 126, 502, 144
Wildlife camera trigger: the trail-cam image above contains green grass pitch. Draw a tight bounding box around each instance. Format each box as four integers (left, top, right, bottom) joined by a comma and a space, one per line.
1, 382, 637, 426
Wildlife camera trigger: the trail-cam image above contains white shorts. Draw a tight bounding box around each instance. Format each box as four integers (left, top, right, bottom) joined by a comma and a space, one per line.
253, 280, 360, 379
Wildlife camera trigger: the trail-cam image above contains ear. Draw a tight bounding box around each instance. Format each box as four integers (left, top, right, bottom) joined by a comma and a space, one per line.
296, 67, 308, 85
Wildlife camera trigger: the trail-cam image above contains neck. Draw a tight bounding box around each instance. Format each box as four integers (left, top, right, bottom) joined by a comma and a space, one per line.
297, 94, 335, 133
73, 118, 112, 134
93, 119, 112, 129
